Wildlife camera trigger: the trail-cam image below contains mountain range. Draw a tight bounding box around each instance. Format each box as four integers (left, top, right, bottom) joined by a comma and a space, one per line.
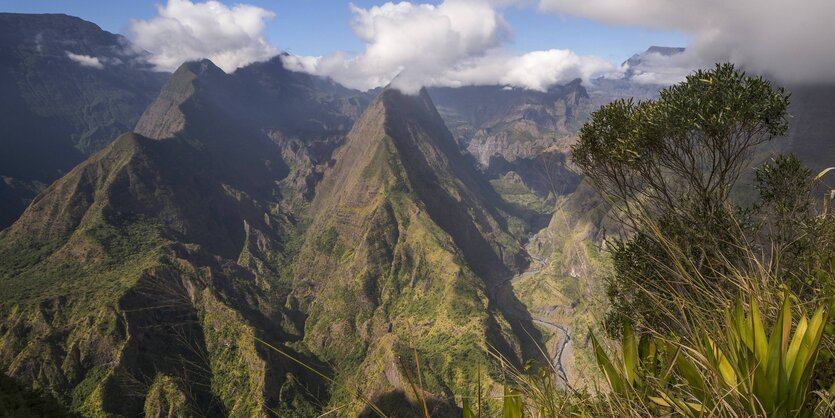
0, 13, 833, 417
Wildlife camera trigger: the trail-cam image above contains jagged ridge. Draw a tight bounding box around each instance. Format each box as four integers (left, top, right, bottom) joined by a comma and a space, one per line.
293, 87, 541, 414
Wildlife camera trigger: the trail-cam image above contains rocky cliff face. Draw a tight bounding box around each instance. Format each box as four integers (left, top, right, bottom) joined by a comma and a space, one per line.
0, 13, 167, 228
136, 56, 372, 203
429, 81, 592, 169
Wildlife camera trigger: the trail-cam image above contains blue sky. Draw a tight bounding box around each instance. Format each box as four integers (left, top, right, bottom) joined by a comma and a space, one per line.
0, 0, 689, 63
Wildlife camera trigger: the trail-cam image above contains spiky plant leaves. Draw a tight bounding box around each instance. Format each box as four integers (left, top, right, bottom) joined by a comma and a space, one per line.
588, 296, 830, 416
461, 399, 477, 418
705, 338, 737, 389
502, 385, 523, 418
699, 296, 828, 416
590, 333, 627, 396
622, 323, 640, 387
750, 299, 770, 368
674, 350, 707, 404
814, 167, 834, 181
787, 306, 828, 414
653, 389, 703, 417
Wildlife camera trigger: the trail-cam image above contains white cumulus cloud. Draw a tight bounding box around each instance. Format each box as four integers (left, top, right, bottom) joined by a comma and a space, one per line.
538, 0, 835, 85
498, 49, 618, 90
129, 0, 278, 72
66, 52, 104, 69
284, 0, 618, 93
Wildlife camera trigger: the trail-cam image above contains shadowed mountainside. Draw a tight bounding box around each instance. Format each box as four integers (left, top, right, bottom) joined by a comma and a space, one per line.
0, 57, 369, 416
0, 13, 168, 228
293, 87, 548, 414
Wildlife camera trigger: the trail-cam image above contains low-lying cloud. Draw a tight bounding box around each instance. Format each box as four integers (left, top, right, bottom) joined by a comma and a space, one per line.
130, 0, 278, 72
284, 0, 618, 93
66, 52, 104, 69
622, 48, 705, 85
538, 0, 835, 85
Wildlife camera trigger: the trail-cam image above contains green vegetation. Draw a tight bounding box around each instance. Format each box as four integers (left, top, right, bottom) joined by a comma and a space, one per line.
201, 292, 266, 416
452, 64, 834, 416
285, 88, 531, 416
0, 130, 319, 415
0, 372, 79, 417
143, 375, 189, 418
4, 49, 834, 417
0, 218, 166, 314
314, 226, 348, 257
489, 172, 554, 215
591, 297, 829, 417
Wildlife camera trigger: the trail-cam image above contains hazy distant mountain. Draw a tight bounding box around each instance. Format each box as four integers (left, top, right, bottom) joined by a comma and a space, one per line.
582, 46, 686, 105
0, 13, 168, 228
429, 80, 591, 168
622, 46, 686, 78
781, 84, 835, 173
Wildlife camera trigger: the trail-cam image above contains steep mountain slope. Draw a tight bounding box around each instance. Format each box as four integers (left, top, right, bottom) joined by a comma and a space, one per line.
0, 58, 368, 416
0, 133, 312, 416
293, 87, 543, 414
136, 55, 371, 202
1, 54, 544, 416
0, 13, 167, 228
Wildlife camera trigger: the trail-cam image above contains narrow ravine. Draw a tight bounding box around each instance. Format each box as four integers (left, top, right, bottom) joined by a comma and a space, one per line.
531, 318, 572, 384
490, 256, 574, 387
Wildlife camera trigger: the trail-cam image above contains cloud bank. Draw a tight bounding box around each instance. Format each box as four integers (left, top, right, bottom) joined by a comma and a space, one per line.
538, 0, 835, 85
125, 0, 835, 91
130, 0, 278, 72
66, 52, 104, 69
620, 47, 703, 86
284, 0, 618, 93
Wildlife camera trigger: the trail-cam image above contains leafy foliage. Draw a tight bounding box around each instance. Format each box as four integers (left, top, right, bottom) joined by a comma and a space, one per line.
570, 64, 834, 337
573, 63, 789, 215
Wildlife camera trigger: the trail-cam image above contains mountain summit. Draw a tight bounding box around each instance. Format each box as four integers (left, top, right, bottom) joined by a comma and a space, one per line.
291, 87, 541, 414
